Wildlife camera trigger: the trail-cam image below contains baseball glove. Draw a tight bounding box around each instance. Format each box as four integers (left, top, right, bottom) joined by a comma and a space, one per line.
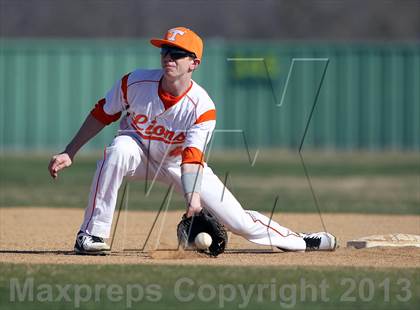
177, 209, 228, 256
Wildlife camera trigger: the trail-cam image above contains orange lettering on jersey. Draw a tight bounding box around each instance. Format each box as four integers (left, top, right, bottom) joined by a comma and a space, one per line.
145, 120, 157, 134
133, 114, 148, 126
130, 112, 186, 145
153, 125, 165, 136
173, 133, 186, 142
164, 130, 175, 141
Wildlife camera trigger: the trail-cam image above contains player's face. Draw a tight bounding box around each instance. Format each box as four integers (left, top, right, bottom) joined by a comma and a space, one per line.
160, 46, 199, 78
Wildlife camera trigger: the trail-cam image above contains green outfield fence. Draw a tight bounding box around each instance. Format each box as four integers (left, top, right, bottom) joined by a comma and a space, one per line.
0, 39, 419, 151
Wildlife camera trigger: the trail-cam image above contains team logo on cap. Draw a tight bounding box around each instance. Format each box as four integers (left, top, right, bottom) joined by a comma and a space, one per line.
167, 29, 185, 41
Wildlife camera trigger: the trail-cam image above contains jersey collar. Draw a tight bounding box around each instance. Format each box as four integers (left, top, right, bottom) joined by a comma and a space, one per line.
158, 79, 193, 110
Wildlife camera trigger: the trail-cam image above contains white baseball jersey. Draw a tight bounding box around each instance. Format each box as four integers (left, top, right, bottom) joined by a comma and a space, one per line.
83, 68, 308, 252
92, 69, 216, 165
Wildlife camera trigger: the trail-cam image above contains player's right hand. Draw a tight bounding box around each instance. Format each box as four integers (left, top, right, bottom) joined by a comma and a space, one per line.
48, 153, 72, 179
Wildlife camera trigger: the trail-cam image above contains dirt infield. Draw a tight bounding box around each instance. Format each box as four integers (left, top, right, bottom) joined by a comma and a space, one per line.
0, 208, 419, 268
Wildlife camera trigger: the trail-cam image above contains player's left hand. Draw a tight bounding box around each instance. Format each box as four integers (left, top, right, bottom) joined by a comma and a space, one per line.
177, 209, 228, 256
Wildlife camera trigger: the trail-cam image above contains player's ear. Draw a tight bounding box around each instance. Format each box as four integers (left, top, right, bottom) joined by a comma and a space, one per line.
190, 58, 200, 71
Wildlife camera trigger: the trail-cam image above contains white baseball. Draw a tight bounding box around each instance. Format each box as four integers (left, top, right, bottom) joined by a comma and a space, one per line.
194, 232, 212, 250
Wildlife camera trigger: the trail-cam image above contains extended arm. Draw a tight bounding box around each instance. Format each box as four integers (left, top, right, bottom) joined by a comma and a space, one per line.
181, 163, 203, 217
180, 110, 216, 217
48, 114, 105, 178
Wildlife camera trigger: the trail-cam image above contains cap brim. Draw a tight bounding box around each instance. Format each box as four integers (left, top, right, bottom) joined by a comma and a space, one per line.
150, 39, 174, 48
150, 39, 197, 57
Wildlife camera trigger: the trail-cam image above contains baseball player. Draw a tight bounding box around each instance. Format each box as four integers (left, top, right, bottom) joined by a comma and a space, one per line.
48, 27, 336, 255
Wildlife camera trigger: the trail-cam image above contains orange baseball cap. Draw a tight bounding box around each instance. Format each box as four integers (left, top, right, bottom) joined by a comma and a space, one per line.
150, 27, 203, 60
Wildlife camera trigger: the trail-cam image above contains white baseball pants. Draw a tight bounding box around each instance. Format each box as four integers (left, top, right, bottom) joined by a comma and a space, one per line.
81, 135, 306, 251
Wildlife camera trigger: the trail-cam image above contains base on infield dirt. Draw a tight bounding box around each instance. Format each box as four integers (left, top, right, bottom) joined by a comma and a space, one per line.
347, 233, 420, 249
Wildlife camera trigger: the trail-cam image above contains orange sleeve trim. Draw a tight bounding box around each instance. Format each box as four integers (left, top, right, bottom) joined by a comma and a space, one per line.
121, 73, 130, 107
195, 109, 216, 125
90, 98, 122, 125
181, 147, 205, 166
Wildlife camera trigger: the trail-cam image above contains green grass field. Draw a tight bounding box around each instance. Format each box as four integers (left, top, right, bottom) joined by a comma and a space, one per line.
0, 264, 419, 310
1, 151, 419, 309
1, 151, 419, 214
